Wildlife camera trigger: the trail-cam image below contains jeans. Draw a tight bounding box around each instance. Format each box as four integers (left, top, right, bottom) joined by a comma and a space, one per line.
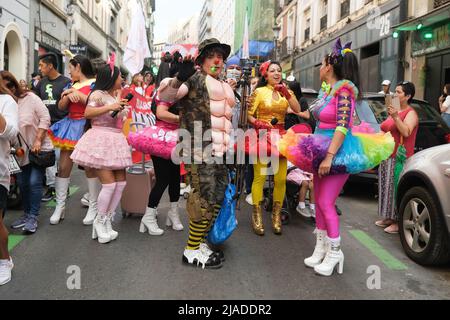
45, 148, 60, 187
442, 113, 450, 128
18, 164, 45, 217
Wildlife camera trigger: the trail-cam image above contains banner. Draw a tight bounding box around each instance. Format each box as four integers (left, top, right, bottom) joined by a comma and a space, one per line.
164, 44, 198, 57
122, 88, 156, 163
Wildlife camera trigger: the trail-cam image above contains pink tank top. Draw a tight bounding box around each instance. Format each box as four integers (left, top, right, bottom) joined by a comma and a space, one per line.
380, 107, 418, 158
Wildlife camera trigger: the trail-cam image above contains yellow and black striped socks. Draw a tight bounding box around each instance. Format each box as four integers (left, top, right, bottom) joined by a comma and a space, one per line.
186, 219, 210, 250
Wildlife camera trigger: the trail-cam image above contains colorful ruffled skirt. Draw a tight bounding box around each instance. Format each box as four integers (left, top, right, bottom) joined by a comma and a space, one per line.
70, 126, 133, 170
48, 117, 86, 150
278, 128, 395, 175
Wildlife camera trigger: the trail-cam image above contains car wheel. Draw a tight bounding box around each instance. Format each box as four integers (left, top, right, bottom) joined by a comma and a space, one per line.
398, 186, 450, 266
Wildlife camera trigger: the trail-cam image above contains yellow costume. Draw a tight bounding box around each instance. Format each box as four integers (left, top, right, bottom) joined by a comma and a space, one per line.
248, 85, 292, 235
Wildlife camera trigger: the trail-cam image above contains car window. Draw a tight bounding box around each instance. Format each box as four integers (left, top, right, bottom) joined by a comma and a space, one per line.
410, 101, 448, 126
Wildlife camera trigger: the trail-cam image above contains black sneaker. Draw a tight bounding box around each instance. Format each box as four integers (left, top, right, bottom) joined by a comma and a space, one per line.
41, 187, 55, 202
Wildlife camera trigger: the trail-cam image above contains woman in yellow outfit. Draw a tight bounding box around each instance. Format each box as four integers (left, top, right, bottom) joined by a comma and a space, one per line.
248, 61, 301, 235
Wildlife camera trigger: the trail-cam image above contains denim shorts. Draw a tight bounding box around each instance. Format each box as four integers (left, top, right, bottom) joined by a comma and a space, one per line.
0, 185, 7, 214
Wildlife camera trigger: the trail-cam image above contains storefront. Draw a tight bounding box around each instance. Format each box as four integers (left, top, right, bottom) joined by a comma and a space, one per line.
35, 27, 65, 74
293, 0, 403, 92
0, 22, 27, 80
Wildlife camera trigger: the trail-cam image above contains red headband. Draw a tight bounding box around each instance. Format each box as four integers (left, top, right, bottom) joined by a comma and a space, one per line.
259, 60, 271, 77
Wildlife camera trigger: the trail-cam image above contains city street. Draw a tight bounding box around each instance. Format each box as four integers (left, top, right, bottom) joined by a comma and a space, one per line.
1, 169, 449, 300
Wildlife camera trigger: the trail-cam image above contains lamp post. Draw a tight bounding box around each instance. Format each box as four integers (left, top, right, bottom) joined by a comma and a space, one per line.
272, 24, 281, 61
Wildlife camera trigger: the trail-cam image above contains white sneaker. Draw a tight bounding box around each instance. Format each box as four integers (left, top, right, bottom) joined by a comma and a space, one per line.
0, 258, 14, 286
309, 207, 316, 219
296, 204, 311, 218
245, 193, 253, 205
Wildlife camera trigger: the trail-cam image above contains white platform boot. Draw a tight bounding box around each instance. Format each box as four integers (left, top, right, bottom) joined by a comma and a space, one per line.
140, 207, 164, 235
50, 177, 70, 225
83, 178, 101, 225
314, 237, 344, 276
166, 202, 184, 231
304, 229, 328, 268
105, 212, 118, 241
92, 215, 111, 244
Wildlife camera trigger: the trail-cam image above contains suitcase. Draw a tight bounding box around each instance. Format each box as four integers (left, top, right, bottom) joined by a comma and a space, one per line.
121, 123, 156, 217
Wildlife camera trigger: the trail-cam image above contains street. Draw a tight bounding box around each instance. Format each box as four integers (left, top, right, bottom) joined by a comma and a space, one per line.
1, 169, 449, 300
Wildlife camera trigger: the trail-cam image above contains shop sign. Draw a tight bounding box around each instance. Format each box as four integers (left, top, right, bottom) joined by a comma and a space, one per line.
412, 21, 450, 56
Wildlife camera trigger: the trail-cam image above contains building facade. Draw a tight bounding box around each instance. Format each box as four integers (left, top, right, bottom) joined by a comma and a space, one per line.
199, 0, 212, 43
210, 0, 235, 51
275, 0, 298, 76
293, 0, 405, 92
0, 0, 31, 81
152, 41, 166, 67
168, 14, 199, 45
394, 0, 450, 110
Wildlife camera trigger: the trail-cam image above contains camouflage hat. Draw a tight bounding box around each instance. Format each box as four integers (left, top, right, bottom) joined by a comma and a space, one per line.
196, 38, 231, 64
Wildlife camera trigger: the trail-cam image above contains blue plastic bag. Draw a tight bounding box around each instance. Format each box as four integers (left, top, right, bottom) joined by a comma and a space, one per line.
207, 174, 237, 245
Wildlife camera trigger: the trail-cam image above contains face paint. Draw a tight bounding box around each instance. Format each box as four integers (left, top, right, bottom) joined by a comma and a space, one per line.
210, 66, 217, 73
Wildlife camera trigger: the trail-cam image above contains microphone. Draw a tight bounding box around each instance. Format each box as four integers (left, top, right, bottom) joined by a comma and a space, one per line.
271, 118, 279, 126
111, 93, 134, 118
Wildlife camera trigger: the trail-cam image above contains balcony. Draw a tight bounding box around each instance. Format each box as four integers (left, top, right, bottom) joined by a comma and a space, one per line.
279, 36, 294, 60
320, 15, 328, 31
434, 0, 450, 8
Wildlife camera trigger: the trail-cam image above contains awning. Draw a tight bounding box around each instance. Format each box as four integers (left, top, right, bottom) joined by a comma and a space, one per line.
392, 3, 450, 31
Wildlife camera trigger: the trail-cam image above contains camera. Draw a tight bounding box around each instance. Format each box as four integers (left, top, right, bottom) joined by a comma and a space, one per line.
240, 58, 257, 77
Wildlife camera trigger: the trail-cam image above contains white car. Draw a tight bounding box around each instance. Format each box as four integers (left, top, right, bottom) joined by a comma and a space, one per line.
396, 144, 450, 266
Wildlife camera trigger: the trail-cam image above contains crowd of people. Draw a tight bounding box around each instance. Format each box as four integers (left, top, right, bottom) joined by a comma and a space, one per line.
0, 37, 425, 286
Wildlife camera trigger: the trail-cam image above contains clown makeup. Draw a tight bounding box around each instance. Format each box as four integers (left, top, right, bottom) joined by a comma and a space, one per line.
202, 51, 224, 78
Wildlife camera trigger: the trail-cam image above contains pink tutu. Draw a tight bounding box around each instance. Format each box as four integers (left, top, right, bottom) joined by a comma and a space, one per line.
71, 127, 132, 170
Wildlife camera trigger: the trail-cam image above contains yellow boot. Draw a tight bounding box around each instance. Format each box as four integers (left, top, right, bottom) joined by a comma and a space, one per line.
272, 201, 282, 235
252, 203, 265, 236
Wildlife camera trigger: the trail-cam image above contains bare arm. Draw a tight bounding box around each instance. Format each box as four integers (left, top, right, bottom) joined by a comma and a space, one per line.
389, 106, 419, 138
156, 105, 179, 124
84, 103, 122, 119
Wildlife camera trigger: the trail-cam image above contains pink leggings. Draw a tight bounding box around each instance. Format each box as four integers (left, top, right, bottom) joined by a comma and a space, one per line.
313, 174, 349, 239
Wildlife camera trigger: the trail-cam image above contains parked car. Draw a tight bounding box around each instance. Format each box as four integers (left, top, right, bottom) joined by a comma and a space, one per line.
396, 144, 450, 266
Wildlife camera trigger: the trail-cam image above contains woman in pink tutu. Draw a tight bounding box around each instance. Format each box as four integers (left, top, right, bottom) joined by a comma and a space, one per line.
71, 63, 132, 244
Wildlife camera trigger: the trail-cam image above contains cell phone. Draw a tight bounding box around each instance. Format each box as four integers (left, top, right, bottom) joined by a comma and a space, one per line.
385, 94, 392, 107
392, 96, 401, 110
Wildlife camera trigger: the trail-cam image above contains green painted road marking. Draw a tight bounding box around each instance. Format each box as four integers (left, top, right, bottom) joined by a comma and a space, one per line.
350, 230, 408, 271
46, 186, 80, 208
8, 235, 26, 251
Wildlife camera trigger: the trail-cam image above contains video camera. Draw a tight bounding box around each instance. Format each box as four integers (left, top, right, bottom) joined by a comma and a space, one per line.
240, 58, 257, 78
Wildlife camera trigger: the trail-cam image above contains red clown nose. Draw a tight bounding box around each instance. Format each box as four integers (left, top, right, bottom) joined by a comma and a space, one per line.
214, 59, 220, 65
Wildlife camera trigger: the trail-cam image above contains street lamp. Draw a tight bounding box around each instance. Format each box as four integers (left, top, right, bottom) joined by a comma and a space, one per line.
272, 24, 281, 61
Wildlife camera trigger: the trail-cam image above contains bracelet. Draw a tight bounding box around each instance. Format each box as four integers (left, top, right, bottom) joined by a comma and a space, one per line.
327, 151, 336, 157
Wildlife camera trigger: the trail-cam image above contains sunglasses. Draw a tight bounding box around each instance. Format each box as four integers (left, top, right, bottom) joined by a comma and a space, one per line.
398, 81, 411, 85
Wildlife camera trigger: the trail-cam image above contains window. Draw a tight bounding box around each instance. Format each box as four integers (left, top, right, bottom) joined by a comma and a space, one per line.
110, 13, 117, 40
340, 0, 350, 19
321, 0, 328, 31
304, 8, 311, 41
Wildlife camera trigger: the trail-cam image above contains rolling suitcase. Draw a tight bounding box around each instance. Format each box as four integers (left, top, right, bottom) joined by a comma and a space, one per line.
121, 123, 156, 217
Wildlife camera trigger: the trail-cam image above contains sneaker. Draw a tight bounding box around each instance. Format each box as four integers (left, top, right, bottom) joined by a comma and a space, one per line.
11, 215, 28, 229
182, 249, 222, 269
200, 243, 225, 262
41, 187, 55, 202
81, 193, 90, 207
23, 216, 38, 234
0, 258, 13, 286
309, 208, 316, 219
296, 204, 311, 218
245, 193, 253, 205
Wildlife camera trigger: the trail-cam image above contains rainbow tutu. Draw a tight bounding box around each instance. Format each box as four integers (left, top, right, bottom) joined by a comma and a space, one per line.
278, 128, 395, 175
49, 117, 86, 151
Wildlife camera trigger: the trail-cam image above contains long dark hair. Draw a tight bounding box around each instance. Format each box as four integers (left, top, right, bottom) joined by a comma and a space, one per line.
87, 65, 120, 104
325, 52, 362, 99
287, 79, 303, 100
0, 73, 16, 101
257, 61, 282, 88
0, 70, 28, 99
444, 83, 450, 97
70, 55, 95, 79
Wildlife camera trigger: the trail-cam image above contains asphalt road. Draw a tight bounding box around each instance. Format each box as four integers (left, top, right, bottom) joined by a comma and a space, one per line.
1, 169, 449, 300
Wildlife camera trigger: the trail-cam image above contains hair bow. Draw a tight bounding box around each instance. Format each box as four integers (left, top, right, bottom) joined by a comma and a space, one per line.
259, 60, 271, 78
107, 52, 116, 76
332, 38, 352, 58
321, 81, 331, 95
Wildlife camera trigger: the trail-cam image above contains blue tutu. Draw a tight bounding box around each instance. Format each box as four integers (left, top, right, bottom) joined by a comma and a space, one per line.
49, 117, 86, 150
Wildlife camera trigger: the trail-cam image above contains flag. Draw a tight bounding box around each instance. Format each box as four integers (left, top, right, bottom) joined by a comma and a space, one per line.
242, 11, 250, 59
123, 2, 151, 75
